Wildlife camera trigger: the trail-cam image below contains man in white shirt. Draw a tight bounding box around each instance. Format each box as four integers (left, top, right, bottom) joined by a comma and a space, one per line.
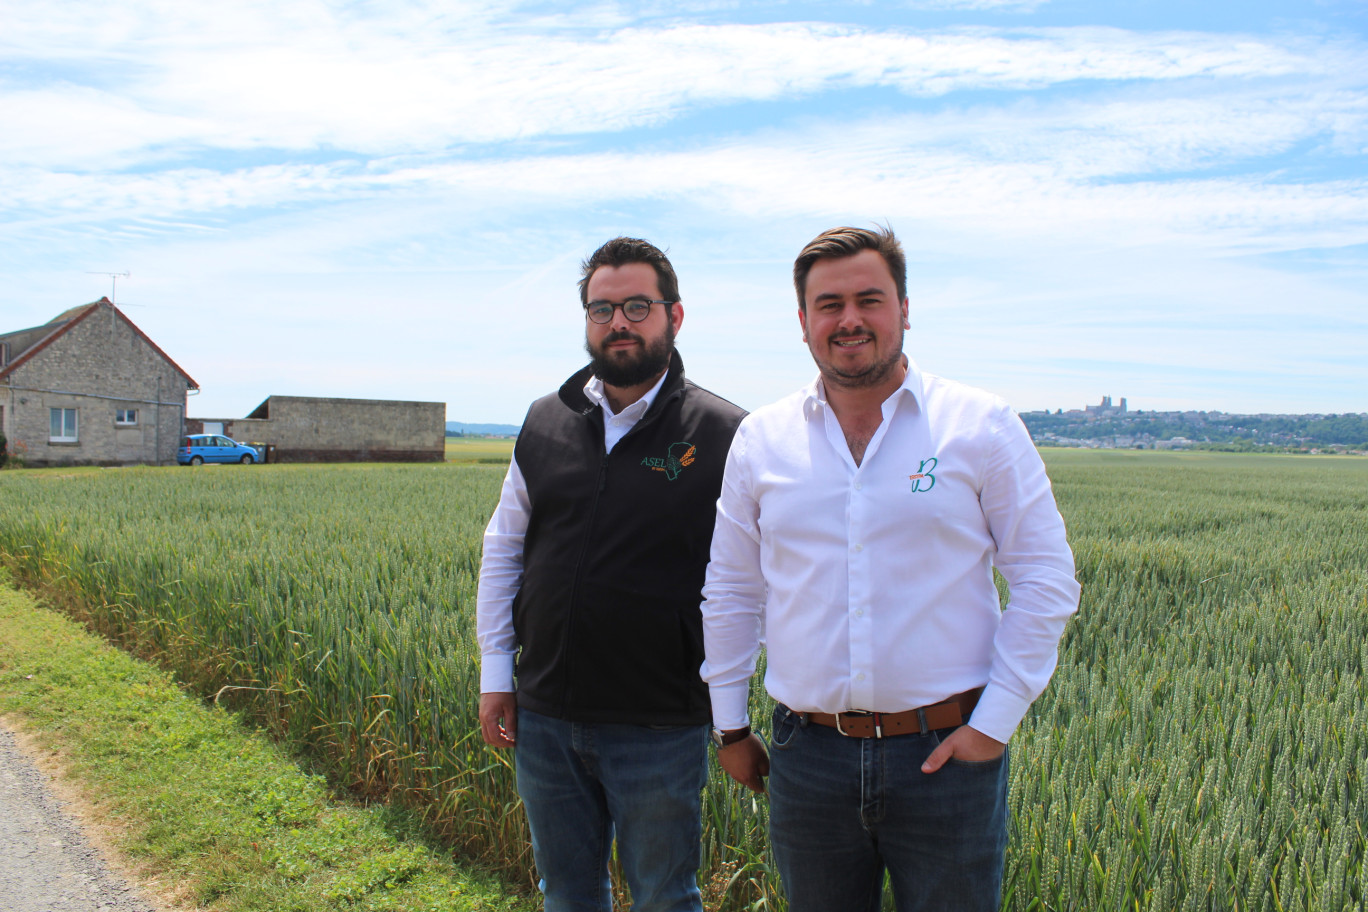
477, 237, 745, 912
700, 226, 1080, 912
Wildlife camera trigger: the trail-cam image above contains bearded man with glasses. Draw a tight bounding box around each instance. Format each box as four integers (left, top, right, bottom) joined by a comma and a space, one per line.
477, 237, 746, 912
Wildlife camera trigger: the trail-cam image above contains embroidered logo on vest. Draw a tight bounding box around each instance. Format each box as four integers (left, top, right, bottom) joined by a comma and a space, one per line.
909, 457, 937, 493
641, 441, 697, 481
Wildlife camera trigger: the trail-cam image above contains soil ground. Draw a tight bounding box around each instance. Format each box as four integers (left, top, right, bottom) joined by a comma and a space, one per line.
0, 718, 164, 912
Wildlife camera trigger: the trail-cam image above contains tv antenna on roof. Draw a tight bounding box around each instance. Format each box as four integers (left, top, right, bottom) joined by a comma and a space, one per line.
87, 271, 131, 305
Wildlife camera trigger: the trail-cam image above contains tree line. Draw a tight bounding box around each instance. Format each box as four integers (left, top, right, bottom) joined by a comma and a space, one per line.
1021, 410, 1368, 449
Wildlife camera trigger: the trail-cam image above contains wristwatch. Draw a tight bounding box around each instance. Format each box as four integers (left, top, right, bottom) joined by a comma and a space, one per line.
710, 725, 751, 748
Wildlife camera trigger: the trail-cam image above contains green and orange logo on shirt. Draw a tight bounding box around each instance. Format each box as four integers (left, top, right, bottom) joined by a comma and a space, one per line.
642, 442, 697, 481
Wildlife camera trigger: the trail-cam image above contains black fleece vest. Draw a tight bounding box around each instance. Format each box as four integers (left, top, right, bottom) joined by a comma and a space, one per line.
511, 353, 745, 725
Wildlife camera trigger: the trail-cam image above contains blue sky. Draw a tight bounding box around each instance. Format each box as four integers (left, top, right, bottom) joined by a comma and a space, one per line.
3, 0, 1365, 421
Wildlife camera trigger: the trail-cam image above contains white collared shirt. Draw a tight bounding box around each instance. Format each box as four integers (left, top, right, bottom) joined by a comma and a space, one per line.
699, 361, 1080, 742
476, 369, 670, 694
583, 372, 662, 453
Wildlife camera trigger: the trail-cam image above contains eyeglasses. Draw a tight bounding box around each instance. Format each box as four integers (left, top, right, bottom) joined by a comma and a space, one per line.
584, 299, 674, 324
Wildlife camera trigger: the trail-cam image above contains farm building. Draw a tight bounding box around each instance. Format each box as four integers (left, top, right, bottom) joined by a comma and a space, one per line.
0, 298, 198, 467
188, 395, 445, 463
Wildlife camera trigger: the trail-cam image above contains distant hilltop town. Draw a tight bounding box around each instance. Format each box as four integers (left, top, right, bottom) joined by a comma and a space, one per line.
442, 403, 1368, 454
1020, 397, 1368, 453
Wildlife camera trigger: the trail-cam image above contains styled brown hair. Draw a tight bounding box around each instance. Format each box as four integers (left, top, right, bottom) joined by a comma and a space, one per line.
793, 226, 907, 310
578, 237, 680, 309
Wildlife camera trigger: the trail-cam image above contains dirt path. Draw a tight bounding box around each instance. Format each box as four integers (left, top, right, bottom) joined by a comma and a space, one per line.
0, 718, 161, 912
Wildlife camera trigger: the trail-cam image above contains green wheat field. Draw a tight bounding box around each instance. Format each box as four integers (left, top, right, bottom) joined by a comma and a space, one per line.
0, 451, 1364, 911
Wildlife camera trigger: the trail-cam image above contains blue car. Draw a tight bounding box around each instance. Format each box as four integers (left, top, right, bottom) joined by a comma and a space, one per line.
179, 434, 260, 465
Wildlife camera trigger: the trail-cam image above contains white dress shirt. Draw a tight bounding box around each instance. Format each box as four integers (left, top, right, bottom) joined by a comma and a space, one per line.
699, 360, 1080, 743
476, 370, 670, 694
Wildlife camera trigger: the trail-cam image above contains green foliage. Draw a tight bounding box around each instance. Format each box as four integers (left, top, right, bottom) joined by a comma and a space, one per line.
0, 432, 27, 468
1, 454, 1366, 910
0, 573, 533, 912
1012, 451, 1368, 912
0, 463, 522, 878
1022, 409, 1368, 448
244, 771, 326, 826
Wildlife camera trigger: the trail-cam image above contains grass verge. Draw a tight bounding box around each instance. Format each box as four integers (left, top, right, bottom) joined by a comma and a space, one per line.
0, 568, 533, 912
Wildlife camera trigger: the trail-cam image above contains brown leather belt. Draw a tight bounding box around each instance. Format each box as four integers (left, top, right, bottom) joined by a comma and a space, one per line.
797, 687, 983, 739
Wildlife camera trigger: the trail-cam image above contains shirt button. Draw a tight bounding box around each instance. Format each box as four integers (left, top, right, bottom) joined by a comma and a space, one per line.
855, 609, 864, 617
853, 543, 864, 552
854, 481, 863, 491
856, 673, 866, 682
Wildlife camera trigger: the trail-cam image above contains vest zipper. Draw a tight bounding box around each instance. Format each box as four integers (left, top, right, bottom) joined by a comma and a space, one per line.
554, 383, 684, 718
559, 449, 610, 717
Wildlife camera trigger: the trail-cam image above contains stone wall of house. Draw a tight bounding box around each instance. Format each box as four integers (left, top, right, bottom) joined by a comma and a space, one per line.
1, 304, 193, 467
188, 396, 445, 463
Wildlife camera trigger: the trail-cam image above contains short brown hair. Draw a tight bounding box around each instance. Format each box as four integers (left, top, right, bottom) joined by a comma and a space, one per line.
793, 226, 906, 310
578, 237, 680, 308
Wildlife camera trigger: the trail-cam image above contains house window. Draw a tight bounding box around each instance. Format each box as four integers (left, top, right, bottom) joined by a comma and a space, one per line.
50, 408, 78, 442
115, 408, 138, 426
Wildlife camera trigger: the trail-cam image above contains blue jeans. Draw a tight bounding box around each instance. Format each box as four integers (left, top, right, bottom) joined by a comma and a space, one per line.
514, 708, 708, 912
768, 705, 1009, 912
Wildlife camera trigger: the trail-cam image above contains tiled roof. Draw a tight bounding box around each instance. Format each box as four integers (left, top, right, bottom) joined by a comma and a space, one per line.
0, 298, 199, 389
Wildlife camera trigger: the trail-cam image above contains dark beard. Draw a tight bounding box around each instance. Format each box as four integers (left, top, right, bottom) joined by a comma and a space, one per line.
586, 322, 675, 388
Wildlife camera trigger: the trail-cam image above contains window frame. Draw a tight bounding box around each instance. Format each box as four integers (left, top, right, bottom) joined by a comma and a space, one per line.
115, 407, 139, 426
49, 407, 79, 443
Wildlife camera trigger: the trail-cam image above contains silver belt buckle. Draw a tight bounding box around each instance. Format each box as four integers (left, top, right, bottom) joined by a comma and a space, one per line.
835, 711, 882, 738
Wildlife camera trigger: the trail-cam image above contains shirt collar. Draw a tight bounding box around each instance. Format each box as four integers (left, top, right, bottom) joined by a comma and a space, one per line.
802, 356, 925, 420
583, 368, 670, 421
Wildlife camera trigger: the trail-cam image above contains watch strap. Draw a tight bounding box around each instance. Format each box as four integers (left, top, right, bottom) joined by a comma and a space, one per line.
711, 725, 751, 748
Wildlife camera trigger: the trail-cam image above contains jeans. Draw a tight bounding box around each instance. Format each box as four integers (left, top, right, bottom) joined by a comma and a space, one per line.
768, 704, 1009, 912
515, 708, 708, 912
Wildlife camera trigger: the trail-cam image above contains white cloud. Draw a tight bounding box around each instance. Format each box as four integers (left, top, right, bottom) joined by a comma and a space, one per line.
3, 4, 1356, 167
9, 90, 1365, 262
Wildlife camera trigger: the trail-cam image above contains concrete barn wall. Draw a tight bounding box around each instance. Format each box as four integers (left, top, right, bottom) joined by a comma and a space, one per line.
189, 397, 445, 463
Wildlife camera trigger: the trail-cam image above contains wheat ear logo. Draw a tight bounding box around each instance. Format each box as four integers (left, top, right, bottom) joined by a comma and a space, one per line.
641, 441, 697, 481
909, 457, 937, 493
